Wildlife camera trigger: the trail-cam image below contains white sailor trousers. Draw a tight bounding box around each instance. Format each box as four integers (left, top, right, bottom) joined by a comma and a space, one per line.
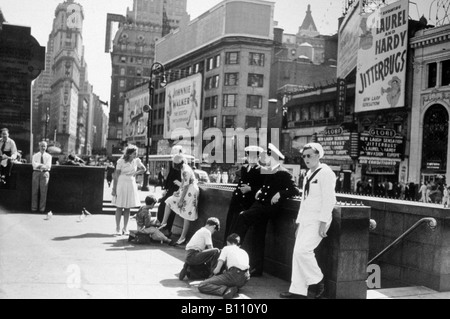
289, 221, 326, 296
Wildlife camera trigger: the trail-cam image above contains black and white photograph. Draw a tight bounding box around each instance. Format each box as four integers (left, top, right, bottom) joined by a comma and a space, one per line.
1, 0, 449, 305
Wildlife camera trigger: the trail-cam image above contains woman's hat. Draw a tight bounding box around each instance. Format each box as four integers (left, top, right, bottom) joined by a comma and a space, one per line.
172, 154, 185, 164
171, 145, 183, 155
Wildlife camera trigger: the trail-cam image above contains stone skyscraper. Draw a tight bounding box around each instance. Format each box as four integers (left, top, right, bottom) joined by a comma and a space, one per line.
105, 0, 188, 156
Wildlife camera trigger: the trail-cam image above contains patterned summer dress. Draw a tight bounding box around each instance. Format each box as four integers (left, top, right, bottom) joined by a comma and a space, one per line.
165, 164, 199, 221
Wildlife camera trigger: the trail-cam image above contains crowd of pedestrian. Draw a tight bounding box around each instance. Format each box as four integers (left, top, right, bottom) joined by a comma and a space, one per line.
353, 178, 448, 204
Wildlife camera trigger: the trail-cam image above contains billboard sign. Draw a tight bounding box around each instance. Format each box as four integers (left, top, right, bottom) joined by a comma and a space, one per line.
124, 90, 149, 143
337, 0, 360, 79
164, 73, 202, 139
355, 0, 409, 113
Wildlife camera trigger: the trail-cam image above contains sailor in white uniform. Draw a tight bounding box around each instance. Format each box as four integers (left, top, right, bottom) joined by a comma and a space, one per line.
280, 143, 336, 299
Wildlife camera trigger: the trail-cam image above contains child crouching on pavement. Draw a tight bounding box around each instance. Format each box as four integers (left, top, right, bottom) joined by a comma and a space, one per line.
135, 195, 175, 245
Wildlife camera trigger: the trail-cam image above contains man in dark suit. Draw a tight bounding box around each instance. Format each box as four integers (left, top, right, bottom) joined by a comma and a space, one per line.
224, 146, 265, 242
235, 143, 300, 277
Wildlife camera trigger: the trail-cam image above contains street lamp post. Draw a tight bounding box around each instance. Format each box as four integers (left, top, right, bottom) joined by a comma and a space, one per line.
44, 105, 50, 142
141, 62, 166, 191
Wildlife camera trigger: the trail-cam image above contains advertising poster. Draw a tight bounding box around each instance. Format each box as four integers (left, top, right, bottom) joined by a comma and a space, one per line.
355, 0, 409, 112
164, 73, 202, 139
337, 0, 360, 79
124, 91, 149, 144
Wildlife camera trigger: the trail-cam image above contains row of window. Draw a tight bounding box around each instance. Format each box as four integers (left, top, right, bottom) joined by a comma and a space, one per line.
115, 115, 262, 139
205, 94, 263, 109
173, 52, 266, 80
289, 103, 336, 122
205, 73, 264, 90
119, 56, 152, 65
427, 60, 450, 88
203, 115, 261, 129
206, 52, 266, 70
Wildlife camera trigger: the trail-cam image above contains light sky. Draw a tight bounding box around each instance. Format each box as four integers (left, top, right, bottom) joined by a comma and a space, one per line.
0, 0, 433, 103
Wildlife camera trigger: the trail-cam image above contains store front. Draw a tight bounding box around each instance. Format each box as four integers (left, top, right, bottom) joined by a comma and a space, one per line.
420, 104, 448, 184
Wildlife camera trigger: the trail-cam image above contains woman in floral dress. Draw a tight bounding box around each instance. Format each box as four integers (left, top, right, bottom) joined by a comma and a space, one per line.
159, 154, 199, 245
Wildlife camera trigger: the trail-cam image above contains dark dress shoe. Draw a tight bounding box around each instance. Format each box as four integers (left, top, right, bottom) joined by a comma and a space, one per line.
313, 280, 325, 299
279, 292, 307, 299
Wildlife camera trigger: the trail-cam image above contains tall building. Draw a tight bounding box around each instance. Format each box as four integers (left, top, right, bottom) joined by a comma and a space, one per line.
48, 0, 85, 154
32, 34, 55, 148
152, 0, 275, 167
92, 94, 109, 153
105, 0, 188, 156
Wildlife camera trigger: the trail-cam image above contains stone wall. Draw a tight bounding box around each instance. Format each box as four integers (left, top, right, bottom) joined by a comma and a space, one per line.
337, 194, 450, 292
0, 164, 104, 214
172, 185, 371, 299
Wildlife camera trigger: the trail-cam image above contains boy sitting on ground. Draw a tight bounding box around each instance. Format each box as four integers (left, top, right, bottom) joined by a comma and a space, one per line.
134, 195, 174, 245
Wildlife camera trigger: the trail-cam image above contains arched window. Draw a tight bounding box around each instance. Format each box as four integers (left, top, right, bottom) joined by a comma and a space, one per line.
422, 104, 449, 171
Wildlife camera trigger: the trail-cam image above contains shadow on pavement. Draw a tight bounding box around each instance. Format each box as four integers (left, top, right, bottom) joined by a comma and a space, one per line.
52, 233, 115, 241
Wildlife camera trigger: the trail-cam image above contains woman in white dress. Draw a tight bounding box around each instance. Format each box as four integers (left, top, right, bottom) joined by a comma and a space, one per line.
112, 145, 146, 235
159, 154, 199, 245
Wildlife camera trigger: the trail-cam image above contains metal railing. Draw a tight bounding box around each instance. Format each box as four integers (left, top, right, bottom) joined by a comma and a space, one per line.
368, 217, 438, 265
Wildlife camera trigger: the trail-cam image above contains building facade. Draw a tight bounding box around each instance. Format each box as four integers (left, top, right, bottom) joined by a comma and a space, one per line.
409, 24, 450, 185
32, 33, 55, 149
153, 0, 275, 166
92, 94, 109, 153
49, 0, 85, 154
105, 0, 188, 156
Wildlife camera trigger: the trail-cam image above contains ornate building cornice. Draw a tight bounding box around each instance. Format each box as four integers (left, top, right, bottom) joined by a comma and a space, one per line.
410, 25, 450, 49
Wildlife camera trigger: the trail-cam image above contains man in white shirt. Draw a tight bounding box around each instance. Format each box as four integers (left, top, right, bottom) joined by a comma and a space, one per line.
198, 233, 250, 299
280, 143, 336, 299
0, 128, 18, 187
31, 141, 52, 213
178, 217, 221, 281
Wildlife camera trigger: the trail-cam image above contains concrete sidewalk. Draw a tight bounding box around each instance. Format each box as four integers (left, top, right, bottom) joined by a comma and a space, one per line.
0, 210, 289, 299
2, 182, 450, 299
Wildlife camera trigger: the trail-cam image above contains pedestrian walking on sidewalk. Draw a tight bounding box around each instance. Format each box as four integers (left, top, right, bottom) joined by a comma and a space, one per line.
112, 145, 146, 236
198, 233, 250, 299
280, 143, 336, 299
106, 161, 115, 188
